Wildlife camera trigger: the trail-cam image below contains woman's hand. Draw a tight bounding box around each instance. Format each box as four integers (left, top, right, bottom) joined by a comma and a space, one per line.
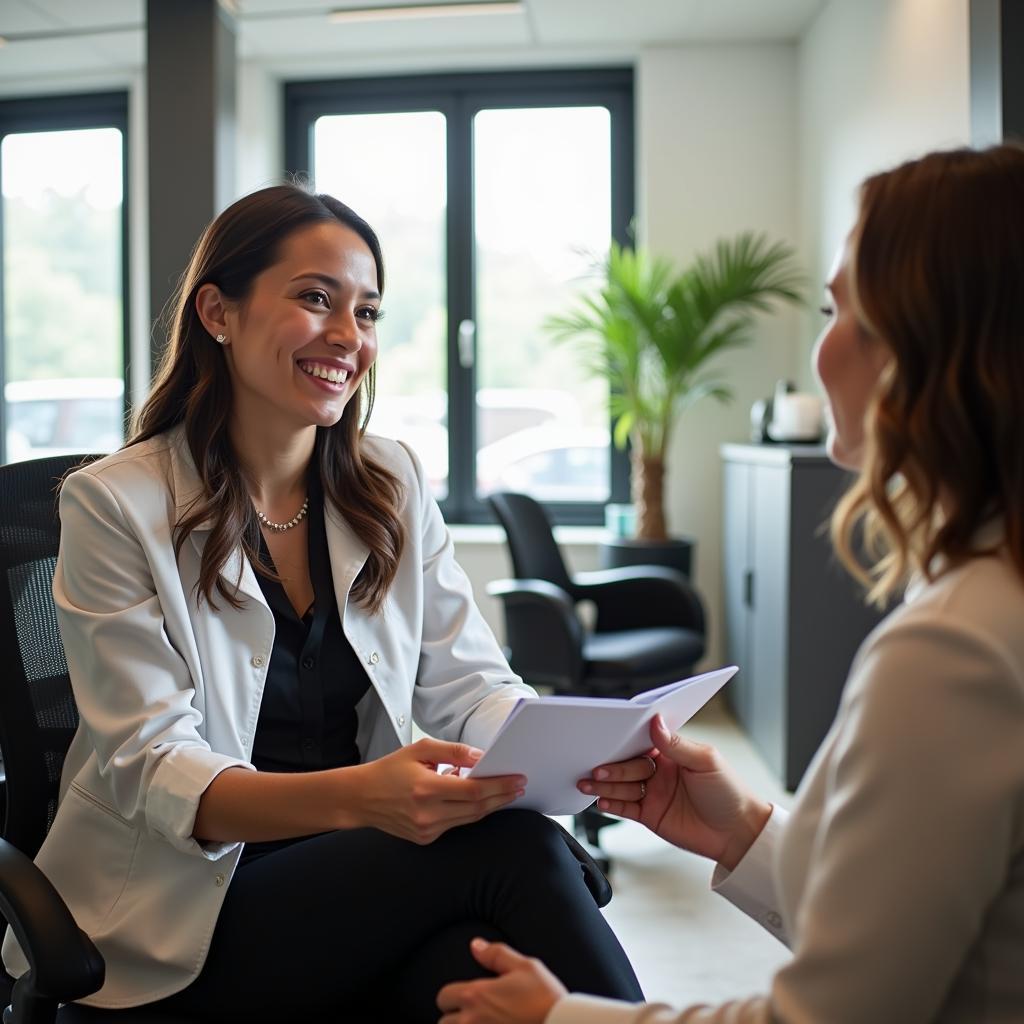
578, 715, 771, 870
437, 938, 566, 1024
344, 739, 526, 845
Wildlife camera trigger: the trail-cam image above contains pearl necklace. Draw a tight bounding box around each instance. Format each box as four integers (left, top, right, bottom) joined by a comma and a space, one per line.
254, 496, 309, 532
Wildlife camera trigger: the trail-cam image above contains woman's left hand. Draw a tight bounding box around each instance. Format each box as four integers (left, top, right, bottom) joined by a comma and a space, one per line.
436, 938, 567, 1024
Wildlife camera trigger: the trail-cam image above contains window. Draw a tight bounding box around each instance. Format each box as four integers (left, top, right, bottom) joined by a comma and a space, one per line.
286, 70, 632, 523
0, 93, 130, 464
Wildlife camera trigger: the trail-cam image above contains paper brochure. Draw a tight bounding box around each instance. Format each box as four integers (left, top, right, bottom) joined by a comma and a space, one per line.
468, 666, 737, 814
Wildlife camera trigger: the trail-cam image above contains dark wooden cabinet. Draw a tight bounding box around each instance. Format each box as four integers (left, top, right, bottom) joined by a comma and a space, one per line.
721, 444, 884, 789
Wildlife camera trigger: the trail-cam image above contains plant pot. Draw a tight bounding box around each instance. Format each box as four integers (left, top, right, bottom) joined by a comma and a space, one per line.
598, 536, 695, 578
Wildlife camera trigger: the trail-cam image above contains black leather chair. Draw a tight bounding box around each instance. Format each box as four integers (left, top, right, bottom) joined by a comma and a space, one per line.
487, 492, 707, 858
0, 457, 610, 1024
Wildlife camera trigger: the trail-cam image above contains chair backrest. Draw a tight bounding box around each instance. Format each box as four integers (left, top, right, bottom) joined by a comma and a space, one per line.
0, 454, 99, 858
487, 491, 574, 594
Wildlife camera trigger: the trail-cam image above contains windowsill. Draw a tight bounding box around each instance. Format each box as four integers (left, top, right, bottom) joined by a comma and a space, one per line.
448, 523, 610, 546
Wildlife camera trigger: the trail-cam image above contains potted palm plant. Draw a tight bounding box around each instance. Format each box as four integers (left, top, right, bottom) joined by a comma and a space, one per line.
545, 233, 804, 567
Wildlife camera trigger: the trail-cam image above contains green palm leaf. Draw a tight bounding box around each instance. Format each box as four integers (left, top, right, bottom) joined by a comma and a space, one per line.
545, 233, 805, 462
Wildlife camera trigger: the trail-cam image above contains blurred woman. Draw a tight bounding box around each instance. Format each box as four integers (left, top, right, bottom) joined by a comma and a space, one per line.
437, 144, 1024, 1023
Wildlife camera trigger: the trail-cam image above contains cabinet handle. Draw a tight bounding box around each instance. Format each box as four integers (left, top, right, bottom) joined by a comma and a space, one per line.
743, 569, 754, 608
457, 318, 476, 369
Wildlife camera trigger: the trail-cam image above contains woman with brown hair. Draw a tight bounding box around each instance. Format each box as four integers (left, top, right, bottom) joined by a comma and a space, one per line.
0, 184, 642, 1020
437, 144, 1024, 1023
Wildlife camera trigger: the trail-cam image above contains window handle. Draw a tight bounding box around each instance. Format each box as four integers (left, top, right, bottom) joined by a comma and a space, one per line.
457, 318, 476, 369
743, 569, 755, 608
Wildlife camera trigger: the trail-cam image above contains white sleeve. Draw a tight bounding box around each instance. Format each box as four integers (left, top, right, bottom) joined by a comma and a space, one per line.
55, 469, 253, 859
711, 805, 790, 946
396, 441, 536, 749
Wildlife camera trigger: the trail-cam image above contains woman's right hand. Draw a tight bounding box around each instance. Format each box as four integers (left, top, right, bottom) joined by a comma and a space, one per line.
582, 715, 772, 870
344, 739, 526, 845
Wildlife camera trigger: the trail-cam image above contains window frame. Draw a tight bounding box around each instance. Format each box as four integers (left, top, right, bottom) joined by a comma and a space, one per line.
284, 68, 633, 524
0, 91, 131, 464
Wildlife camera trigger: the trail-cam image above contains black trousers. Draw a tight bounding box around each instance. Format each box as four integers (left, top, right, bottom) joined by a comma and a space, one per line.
157, 810, 643, 1022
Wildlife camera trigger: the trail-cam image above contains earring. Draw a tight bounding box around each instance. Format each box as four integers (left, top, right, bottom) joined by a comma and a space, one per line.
215, 333, 227, 345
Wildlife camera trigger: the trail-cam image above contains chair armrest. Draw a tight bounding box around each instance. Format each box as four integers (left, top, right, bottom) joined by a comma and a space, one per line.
0, 837, 104, 1008
571, 566, 706, 634
486, 579, 584, 692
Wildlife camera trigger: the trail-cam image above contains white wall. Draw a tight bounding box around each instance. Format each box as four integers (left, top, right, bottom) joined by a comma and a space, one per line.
796, 0, 972, 381
637, 43, 802, 667
236, 61, 284, 197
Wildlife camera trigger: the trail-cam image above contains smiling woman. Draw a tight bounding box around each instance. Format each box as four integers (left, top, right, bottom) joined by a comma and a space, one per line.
198, 223, 382, 445
0, 183, 644, 1020
136, 187, 400, 614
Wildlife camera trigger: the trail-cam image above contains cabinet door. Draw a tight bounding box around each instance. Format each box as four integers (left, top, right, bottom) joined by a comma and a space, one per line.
723, 461, 753, 724
748, 464, 790, 779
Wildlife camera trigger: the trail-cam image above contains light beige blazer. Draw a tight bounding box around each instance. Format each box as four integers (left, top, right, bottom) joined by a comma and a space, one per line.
549, 537, 1024, 1023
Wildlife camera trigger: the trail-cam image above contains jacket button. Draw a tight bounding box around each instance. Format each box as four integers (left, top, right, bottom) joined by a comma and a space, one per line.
368, 651, 380, 665
766, 911, 782, 929
398, 714, 406, 727
251, 655, 265, 668
215, 874, 225, 886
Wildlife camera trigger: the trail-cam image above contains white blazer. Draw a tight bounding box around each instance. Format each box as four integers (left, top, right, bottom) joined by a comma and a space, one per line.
1, 427, 535, 1008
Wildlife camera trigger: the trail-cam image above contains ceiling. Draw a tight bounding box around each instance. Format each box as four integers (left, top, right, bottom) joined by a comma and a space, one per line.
0, 0, 826, 85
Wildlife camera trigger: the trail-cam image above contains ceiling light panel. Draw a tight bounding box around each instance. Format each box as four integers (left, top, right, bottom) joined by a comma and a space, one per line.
328, 1, 522, 23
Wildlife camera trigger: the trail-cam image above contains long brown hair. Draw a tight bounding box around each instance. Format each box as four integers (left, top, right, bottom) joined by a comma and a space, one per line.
832, 144, 1024, 603
131, 184, 405, 612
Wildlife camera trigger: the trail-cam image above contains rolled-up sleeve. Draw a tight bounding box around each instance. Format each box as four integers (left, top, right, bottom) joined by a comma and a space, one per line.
55, 468, 253, 859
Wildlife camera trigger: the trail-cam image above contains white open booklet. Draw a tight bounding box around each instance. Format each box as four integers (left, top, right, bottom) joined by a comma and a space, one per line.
466, 665, 738, 815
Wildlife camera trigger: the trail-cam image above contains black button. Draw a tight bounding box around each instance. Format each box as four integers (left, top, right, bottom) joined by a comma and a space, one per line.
301, 656, 315, 670
302, 738, 315, 751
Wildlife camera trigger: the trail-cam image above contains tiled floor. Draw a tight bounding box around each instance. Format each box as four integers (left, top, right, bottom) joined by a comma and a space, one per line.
578, 698, 793, 1008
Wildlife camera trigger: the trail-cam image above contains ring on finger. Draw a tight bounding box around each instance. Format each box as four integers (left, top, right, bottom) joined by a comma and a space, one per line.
639, 780, 647, 800
644, 754, 657, 777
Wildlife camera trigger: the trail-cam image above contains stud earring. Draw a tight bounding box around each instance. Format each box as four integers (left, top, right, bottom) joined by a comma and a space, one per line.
215, 334, 227, 345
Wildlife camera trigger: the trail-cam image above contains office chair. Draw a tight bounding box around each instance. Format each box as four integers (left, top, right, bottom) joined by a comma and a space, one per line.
0, 453, 190, 1022
487, 491, 706, 861
0, 457, 610, 1024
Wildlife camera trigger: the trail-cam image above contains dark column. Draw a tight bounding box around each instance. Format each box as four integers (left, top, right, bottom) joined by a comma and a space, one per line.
147, 0, 236, 366
970, 0, 1024, 146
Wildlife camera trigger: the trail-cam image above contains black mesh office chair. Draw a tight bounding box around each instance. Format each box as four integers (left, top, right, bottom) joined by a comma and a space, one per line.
487, 492, 707, 859
0, 457, 610, 1024
0, 453, 196, 1022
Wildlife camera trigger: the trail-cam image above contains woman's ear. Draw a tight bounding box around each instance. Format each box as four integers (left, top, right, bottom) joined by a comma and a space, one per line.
195, 283, 230, 345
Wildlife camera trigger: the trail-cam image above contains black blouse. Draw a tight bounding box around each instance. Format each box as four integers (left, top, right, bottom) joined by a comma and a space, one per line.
241, 476, 370, 861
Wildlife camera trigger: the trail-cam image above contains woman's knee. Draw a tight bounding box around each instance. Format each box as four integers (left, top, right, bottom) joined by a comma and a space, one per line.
454, 810, 578, 879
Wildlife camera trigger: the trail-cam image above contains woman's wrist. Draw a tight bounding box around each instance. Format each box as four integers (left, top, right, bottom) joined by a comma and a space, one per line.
719, 800, 773, 872
325, 763, 369, 831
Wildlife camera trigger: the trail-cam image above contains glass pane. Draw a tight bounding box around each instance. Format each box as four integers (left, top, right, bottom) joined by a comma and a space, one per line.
474, 106, 611, 504
313, 112, 448, 499
2, 127, 125, 462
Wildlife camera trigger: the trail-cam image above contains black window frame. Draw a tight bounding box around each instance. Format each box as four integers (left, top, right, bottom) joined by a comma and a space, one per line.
0, 90, 131, 464
284, 68, 633, 525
